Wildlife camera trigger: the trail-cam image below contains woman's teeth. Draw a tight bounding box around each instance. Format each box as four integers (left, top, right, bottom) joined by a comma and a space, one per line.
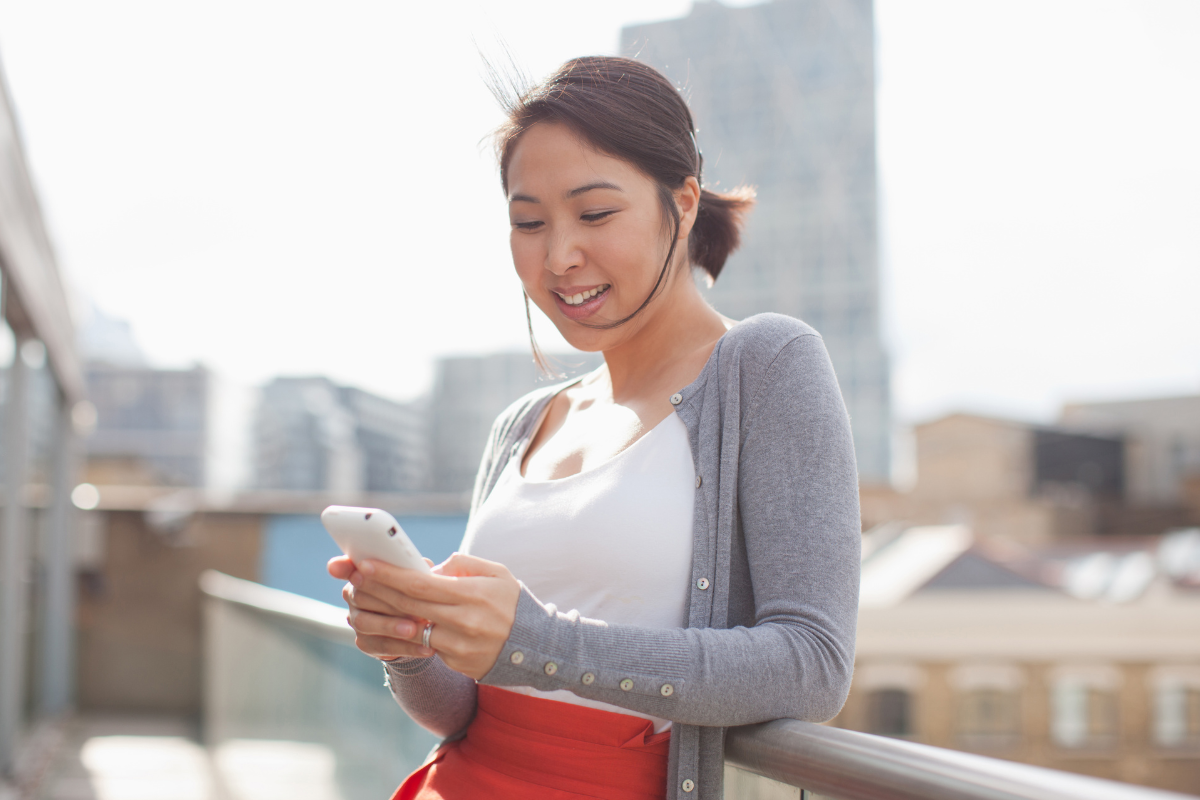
557, 285, 609, 306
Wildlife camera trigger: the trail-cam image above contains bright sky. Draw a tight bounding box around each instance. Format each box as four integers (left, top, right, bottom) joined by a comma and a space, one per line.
0, 0, 1197, 428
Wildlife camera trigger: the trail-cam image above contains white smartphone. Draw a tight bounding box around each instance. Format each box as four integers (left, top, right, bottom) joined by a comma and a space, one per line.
320, 505, 431, 573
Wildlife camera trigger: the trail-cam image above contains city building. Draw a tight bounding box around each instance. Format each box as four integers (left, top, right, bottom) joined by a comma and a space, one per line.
253, 376, 428, 494
839, 524, 1200, 793
84, 365, 209, 487
1061, 395, 1200, 508
860, 410, 1199, 544
76, 304, 210, 487
621, 0, 892, 483
430, 351, 602, 493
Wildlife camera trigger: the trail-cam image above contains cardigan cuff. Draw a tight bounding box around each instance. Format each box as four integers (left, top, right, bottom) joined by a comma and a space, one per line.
383, 654, 437, 680
480, 584, 685, 703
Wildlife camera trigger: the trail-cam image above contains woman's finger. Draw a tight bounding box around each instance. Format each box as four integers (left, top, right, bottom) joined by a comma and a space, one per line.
353, 633, 433, 661
344, 582, 456, 636
358, 560, 475, 605
437, 553, 512, 579
343, 582, 409, 616
327, 555, 355, 580
344, 578, 444, 622
347, 607, 420, 640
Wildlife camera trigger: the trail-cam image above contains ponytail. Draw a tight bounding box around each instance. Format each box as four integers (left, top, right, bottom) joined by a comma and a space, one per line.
690, 186, 756, 282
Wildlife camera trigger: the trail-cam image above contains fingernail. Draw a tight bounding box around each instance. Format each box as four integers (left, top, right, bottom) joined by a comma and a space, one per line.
395, 621, 414, 637
360, 561, 376, 575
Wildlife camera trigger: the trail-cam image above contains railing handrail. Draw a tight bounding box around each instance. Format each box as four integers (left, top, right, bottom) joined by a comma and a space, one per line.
200, 573, 1199, 800
199, 570, 353, 645
725, 718, 1199, 800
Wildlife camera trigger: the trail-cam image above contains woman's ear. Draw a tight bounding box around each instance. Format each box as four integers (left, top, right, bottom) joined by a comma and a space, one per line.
675, 176, 702, 240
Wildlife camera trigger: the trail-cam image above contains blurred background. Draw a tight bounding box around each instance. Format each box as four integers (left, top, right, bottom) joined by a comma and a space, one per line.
0, 0, 1197, 798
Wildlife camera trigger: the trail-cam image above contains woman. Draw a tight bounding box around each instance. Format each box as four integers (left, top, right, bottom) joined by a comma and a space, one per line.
328, 56, 861, 800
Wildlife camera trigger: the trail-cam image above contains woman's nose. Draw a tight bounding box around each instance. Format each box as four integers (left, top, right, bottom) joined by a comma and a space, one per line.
545, 232, 581, 275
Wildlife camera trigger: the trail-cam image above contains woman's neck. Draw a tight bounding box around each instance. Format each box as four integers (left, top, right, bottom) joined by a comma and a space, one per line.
600, 268, 728, 403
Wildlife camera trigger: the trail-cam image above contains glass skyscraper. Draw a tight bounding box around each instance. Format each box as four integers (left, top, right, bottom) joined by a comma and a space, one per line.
622, 0, 891, 482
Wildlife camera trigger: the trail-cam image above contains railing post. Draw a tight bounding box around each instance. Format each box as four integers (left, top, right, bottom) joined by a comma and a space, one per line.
38, 391, 80, 716
0, 332, 32, 776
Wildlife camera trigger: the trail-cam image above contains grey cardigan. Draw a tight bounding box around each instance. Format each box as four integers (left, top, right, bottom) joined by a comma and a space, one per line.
385, 313, 861, 800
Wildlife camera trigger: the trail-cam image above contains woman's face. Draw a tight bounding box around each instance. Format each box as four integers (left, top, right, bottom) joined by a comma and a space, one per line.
506, 122, 695, 352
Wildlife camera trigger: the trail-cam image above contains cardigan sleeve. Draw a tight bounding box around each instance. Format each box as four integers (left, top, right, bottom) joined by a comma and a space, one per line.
478, 332, 861, 726
383, 655, 477, 739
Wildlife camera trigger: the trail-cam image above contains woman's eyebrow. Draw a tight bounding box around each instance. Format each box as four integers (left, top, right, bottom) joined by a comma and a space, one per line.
566, 181, 622, 198
508, 181, 623, 205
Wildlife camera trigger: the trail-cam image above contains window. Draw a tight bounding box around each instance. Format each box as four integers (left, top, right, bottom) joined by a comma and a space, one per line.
1151, 668, 1200, 749
867, 689, 912, 737
950, 663, 1024, 750
957, 689, 1021, 749
1155, 685, 1200, 748
1052, 680, 1119, 749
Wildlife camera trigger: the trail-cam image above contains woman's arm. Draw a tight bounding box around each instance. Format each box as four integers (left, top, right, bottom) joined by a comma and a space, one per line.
383, 655, 478, 739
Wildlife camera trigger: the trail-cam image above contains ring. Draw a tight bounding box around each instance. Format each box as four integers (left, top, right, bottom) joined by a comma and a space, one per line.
422, 622, 434, 649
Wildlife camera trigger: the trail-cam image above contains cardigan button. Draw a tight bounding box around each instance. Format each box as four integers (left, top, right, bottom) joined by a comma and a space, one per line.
682, 778, 695, 792
510, 651, 525, 665
581, 672, 595, 686
660, 683, 674, 697
544, 661, 558, 676
620, 678, 634, 691
696, 578, 710, 590
695, 475, 702, 488
669, 392, 683, 405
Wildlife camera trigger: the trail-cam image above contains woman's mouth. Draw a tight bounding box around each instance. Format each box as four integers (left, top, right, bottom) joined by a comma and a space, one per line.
553, 284, 611, 320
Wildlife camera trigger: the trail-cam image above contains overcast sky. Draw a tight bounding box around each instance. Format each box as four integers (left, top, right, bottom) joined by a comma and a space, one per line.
0, 0, 1196, 430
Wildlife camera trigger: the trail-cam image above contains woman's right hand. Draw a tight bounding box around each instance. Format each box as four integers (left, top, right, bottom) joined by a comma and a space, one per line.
327, 555, 434, 661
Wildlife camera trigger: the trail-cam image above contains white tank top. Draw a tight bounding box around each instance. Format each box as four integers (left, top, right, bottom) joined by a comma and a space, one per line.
461, 411, 696, 732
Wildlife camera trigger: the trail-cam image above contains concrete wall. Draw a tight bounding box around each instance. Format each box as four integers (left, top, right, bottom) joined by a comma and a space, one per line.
76, 511, 262, 714
914, 415, 1033, 503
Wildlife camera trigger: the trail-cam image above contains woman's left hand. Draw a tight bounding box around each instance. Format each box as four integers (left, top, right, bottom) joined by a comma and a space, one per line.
345, 553, 521, 680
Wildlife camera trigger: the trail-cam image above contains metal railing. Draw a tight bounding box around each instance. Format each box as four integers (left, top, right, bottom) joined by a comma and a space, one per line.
200, 572, 1199, 800
200, 571, 438, 799
725, 718, 1199, 800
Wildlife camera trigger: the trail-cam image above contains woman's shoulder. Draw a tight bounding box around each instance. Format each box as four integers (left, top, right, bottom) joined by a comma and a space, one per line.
719, 312, 824, 367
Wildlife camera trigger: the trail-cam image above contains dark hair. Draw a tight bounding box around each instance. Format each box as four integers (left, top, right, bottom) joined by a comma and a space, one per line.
491, 56, 755, 348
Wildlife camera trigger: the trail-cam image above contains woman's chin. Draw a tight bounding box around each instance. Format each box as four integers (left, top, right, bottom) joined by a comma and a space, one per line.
553, 327, 609, 355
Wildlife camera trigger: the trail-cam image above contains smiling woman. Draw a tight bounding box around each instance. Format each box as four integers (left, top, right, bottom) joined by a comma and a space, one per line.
327, 56, 862, 800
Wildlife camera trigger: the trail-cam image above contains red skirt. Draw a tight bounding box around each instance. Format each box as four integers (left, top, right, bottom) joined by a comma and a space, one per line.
393, 685, 671, 800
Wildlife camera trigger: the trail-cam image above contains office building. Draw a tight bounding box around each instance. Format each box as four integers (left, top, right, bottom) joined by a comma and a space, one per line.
84, 365, 210, 487
74, 303, 209, 487
254, 376, 428, 494
622, 0, 891, 482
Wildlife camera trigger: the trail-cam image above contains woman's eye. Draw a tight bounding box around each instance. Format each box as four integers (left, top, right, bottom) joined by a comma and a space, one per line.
512, 220, 543, 231
581, 210, 616, 223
